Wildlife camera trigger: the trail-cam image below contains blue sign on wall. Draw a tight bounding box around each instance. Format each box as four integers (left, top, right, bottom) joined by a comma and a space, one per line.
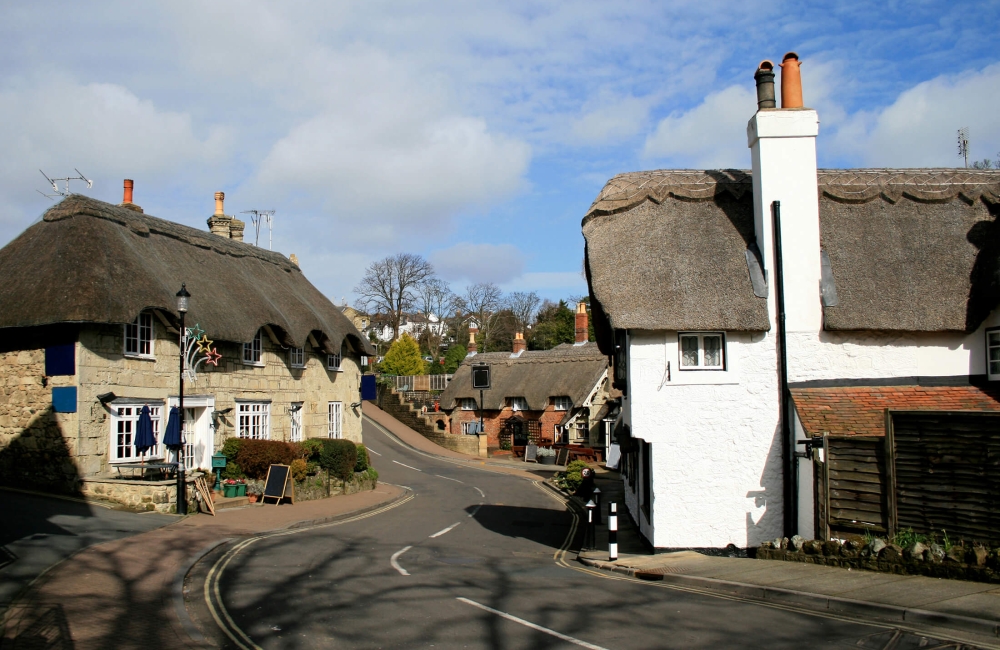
361, 374, 377, 401
52, 386, 78, 413
45, 344, 76, 376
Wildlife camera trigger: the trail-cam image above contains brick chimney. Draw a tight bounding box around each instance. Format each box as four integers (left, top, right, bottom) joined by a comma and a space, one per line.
207, 191, 232, 237
467, 323, 478, 356
119, 179, 143, 213
512, 331, 526, 356
229, 216, 245, 242
574, 302, 588, 345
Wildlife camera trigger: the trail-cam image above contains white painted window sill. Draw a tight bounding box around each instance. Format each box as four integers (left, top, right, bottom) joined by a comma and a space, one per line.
123, 354, 155, 362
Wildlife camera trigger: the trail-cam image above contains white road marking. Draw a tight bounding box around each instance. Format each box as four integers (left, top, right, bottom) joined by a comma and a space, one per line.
467, 504, 482, 518
367, 448, 382, 456
429, 522, 461, 538
390, 546, 413, 576
473, 486, 485, 498
433, 474, 463, 483
456, 597, 610, 650
393, 460, 422, 472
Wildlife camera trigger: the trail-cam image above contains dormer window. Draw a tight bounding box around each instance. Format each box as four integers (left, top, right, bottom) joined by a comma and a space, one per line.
289, 347, 305, 368
511, 397, 528, 412
460, 398, 477, 411
554, 396, 572, 411
243, 330, 263, 366
124, 312, 154, 359
988, 328, 1000, 381
328, 352, 342, 371
679, 332, 725, 370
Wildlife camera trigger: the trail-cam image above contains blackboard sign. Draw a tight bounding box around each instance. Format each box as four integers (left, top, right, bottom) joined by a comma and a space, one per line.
524, 444, 538, 463
556, 448, 570, 466
263, 464, 290, 505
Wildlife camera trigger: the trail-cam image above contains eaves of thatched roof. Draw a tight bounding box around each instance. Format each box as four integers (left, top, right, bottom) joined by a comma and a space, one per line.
0, 195, 375, 356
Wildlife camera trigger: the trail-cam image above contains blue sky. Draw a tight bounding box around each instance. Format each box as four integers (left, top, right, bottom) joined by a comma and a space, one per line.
2, 1, 998, 305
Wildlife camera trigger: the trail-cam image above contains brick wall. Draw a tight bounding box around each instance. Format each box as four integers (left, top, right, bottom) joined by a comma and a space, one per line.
379, 387, 482, 456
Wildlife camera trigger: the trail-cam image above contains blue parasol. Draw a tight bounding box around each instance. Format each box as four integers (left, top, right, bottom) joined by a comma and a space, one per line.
134, 405, 157, 456
163, 406, 182, 450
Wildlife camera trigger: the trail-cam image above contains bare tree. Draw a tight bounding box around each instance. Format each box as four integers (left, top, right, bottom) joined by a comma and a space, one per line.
415, 278, 457, 354
506, 291, 540, 333
353, 253, 434, 342
464, 282, 504, 351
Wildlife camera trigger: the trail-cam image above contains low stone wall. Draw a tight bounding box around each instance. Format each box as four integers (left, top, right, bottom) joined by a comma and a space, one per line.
758, 537, 1000, 584
80, 473, 201, 513
378, 386, 484, 457
245, 470, 378, 503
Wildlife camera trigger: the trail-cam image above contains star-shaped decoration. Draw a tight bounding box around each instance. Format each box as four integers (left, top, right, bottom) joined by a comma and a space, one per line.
203, 348, 222, 366
186, 324, 206, 341
197, 335, 214, 354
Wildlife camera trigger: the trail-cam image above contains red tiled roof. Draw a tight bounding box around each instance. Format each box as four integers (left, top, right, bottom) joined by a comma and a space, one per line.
790, 384, 1000, 437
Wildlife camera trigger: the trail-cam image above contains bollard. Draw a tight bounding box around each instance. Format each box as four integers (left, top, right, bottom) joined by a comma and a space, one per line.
608, 502, 618, 561
584, 499, 596, 550
592, 486, 602, 525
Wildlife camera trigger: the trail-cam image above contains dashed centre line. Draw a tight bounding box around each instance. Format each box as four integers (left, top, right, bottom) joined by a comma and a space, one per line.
433, 474, 463, 483
456, 597, 610, 650
367, 448, 382, 456
392, 460, 422, 472
429, 522, 461, 538
473, 486, 485, 498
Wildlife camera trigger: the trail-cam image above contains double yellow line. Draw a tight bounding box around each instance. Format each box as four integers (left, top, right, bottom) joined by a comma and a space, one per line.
202, 495, 414, 649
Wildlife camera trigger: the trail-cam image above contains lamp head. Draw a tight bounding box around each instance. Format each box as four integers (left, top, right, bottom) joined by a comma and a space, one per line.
176, 283, 191, 313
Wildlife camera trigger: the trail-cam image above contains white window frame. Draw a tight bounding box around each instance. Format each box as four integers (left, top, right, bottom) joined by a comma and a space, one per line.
124, 312, 154, 359
180, 406, 196, 469
462, 420, 481, 434
243, 330, 263, 366
988, 328, 1000, 381
553, 396, 572, 411
237, 402, 270, 439
328, 401, 343, 438
327, 352, 342, 371
110, 403, 163, 462
289, 403, 303, 442
460, 398, 477, 411
511, 397, 528, 412
289, 347, 305, 368
678, 332, 726, 371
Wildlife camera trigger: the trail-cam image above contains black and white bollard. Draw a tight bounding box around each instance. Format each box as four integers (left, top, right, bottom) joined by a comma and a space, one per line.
608, 502, 618, 561
584, 499, 597, 550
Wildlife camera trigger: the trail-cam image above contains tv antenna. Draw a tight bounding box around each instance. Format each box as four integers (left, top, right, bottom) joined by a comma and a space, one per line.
37, 169, 92, 200
240, 209, 275, 249
957, 128, 970, 168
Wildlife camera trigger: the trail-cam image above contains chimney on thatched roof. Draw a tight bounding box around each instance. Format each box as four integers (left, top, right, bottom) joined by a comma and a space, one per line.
779, 52, 803, 108
512, 331, 526, 356
467, 323, 478, 355
574, 302, 588, 345
119, 179, 143, 213
206, 191, 246, 241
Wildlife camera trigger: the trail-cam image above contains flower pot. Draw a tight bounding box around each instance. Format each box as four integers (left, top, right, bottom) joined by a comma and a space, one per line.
248, 494, 258, 504
540, 455, 557, 465
223, 484, 247, 498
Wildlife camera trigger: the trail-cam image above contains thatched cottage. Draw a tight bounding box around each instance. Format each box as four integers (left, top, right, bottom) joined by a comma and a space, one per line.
439, 305, 616, 456
584, 57, 1000, 551
0, 186, 374, 502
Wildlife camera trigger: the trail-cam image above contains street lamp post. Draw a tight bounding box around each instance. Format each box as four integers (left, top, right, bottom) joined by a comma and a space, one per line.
176, 284, 190, 515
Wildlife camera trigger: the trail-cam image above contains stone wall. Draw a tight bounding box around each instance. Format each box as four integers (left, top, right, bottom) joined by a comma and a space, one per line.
79, 474, 200, 513
379, 387, 483, 456
246, 471, 379, 502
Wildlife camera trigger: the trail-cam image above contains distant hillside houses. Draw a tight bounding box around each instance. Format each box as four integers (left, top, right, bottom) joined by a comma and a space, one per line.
365, 311, 448, 343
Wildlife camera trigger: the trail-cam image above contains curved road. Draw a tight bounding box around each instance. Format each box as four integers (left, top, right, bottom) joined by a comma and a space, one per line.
185, 419, 979, 649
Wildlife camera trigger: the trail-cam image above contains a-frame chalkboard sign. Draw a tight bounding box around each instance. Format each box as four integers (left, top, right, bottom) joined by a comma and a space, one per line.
524, 443, 538, 463
262, 464, 295, 505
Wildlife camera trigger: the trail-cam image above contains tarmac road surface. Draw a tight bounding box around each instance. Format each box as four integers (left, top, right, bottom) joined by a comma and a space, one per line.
184, 418, 986, 649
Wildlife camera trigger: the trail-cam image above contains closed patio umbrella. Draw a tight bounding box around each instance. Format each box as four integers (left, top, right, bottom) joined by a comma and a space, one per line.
134, 405, 157, 458
163, 406, 182, 450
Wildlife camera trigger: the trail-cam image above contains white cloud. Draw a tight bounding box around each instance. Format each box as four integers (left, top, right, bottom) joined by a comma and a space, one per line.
501, 271, 587, 296
428, 243, 526, 285
827, 63, 1000, 167
570, 93, 653, 145
642, 85, 757, 168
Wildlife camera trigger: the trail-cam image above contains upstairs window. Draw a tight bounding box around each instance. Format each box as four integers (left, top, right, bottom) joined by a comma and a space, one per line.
237, 402, 270, 439
678, 332, 725, 370
243, 330, 263, 366
124, 312, 154, 358
988, 328, 1000, 381
289, 347, 305, 368
460, 398, 477, 411
511, 397, 528, 412
327, 352, 342, 371
554, 396, 572, 411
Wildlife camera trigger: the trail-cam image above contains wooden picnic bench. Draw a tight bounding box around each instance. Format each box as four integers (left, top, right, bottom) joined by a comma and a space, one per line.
110, 462, 177, 480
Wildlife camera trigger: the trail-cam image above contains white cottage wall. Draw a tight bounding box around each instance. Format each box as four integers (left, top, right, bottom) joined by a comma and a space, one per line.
627, 330, 783, 548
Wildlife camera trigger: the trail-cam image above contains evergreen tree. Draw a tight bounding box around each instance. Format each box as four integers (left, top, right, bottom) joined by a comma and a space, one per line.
529, 300, 575, 350
443, 344, 467, 373
381, 333, 424, 376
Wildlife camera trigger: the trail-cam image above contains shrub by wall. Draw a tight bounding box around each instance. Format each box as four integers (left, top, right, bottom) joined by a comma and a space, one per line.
319, 439, 357, 481
235, 439, 302, 479
355, 444, 369, 473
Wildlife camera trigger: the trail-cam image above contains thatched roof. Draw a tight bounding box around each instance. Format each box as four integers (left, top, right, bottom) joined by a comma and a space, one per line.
438, 342, 608, 411
0, 195, 375, 355
584, 169, 1000, 354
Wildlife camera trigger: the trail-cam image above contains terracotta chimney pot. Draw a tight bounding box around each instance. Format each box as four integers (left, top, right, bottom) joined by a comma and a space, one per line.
123, 179, 134, 204
512, 331, 527, 355
575, 302, 589, 344
214, 192, 225, 216
779, 52, 803, 108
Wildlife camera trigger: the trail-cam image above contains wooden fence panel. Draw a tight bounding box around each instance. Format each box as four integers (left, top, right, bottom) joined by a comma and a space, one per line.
888, 411, 1000, 546
825, 436, 888, 535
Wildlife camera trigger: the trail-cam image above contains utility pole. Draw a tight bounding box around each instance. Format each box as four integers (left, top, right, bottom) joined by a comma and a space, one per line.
958, 128, 970, 168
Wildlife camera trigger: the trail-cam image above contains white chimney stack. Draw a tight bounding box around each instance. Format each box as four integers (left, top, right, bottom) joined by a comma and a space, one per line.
747, 52, 822, 333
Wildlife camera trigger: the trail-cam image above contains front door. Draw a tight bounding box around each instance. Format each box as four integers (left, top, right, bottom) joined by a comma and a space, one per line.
168, 397, 215, 470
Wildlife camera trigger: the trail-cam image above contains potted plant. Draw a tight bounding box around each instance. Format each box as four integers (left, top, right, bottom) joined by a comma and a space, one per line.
537, 447, 557, 465
247, 484, 261, 504
222, 478, 247, 498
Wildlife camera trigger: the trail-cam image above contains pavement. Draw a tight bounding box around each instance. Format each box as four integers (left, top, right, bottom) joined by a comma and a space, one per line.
0, 481, 407, 649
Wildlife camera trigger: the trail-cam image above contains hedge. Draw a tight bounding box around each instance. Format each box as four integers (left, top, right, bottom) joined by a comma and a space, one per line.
319, 439, 357, 481
234, 439, 303, 479
354, 444, 369, 473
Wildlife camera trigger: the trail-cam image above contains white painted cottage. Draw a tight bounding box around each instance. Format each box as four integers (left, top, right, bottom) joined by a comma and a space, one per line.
583, 56, 1000, 552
